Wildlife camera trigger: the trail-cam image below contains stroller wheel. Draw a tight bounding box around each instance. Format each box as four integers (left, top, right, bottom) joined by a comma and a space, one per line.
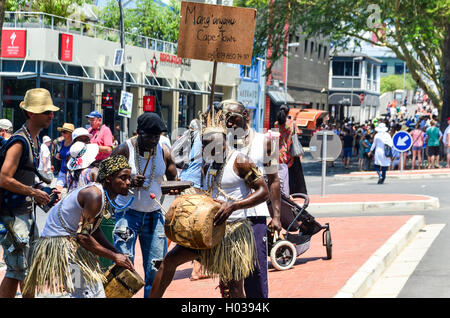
323, 230, 332, 260
270, 240, 297, 271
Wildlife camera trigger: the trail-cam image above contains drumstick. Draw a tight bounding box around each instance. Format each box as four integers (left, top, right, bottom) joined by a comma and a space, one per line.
150, 193, 168, 215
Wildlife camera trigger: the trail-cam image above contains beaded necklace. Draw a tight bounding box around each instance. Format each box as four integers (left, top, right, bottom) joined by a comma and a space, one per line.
22, 124, 40, 168
133, 136, 156, 191
105, 189, 134, 211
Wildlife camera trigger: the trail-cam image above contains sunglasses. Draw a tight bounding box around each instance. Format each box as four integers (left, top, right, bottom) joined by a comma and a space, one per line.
42, 111, 53, 115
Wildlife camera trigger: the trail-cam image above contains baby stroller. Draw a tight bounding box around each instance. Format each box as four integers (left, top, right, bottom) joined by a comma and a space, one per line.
267, 193, 332, 271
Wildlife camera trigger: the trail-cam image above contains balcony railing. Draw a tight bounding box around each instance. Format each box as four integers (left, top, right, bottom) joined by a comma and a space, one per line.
3, 11, 178, 54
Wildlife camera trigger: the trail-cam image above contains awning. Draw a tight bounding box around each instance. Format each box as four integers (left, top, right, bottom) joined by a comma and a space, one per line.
328, 93, 361, 106
267, 90, 295, 105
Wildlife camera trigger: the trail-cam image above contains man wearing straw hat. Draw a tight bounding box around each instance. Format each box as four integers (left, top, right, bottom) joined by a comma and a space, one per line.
110, 112, 178, 298
0, 88, 59, 298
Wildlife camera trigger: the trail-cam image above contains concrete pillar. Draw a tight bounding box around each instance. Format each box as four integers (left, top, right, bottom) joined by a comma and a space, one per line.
171, 77, 179, 130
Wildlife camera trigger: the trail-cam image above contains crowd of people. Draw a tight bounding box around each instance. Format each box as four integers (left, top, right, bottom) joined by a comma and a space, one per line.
322, 99, 450, 183
0, 88, 292, 299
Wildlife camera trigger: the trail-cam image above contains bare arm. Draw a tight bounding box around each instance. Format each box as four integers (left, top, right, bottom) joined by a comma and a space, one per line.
76, 187, 134, 271
0, 142, 50, 206
162, 144, 177, 181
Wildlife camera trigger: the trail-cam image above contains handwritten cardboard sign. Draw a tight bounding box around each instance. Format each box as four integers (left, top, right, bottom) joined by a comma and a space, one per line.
177, 1, 256, 66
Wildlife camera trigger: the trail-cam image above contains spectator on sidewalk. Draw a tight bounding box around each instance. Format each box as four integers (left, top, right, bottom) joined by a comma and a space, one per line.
410, 123, 425, 170
0, 119, 13, 147
55, 123, 74, 192
342, 128, 353, 169
426, 120, 442, 169
273, 105, 292, 197
368, 123, 393, 184
38, 136, 53, 182
86, 111, 113, 161
444, 117, 450, 168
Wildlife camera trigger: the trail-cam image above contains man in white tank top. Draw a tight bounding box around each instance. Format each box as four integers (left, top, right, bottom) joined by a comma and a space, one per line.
223, 100, 281, 298
110, 113, 178, 298
150, 127, 269, 298
23, 155, 134, 298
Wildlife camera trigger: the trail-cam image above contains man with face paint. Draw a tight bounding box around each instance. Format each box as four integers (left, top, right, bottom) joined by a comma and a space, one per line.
150, 126, 269, 298
110, 112, 178, 298
222, 99, 281, 298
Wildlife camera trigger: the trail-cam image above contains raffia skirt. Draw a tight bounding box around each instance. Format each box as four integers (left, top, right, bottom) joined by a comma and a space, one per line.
197, 220, 257, 283
23, 236, 106, 296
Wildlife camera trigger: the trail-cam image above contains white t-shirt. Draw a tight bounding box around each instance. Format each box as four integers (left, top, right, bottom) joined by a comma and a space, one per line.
159, 135, 171, 148
443, 125, 450, 146
38, 143, 52, 171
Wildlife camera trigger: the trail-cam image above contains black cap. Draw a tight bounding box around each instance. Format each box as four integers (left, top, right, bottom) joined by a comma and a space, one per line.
137, 113, 168, 134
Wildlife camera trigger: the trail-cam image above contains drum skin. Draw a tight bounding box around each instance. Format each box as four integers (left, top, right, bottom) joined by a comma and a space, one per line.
164, 194, 226, 250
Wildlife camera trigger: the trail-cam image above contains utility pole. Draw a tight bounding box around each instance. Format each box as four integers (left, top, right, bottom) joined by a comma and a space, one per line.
118, 0, 128, 142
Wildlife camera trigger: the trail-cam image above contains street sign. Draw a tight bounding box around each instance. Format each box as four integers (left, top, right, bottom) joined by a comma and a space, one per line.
392, 131, 412, 152
118, 90, 133, 118
309, 131, 342, 161
309, 130, 342, 197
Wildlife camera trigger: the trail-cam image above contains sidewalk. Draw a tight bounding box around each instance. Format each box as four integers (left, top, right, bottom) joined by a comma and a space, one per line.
303, 193, 439, 213
335, 168, 450, 181
0, 215, 426, 298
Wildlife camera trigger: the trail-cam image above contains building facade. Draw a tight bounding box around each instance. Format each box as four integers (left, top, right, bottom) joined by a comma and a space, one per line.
0, 11, 240, 141
328, 53, 382, 123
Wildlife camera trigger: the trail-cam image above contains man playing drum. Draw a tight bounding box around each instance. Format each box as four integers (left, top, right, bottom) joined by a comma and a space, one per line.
149, 120, 269, 298
222, 99, 282, 298
110, 112, 178, 298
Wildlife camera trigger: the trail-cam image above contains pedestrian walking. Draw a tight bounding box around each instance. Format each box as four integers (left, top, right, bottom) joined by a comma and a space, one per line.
444, 117, 450, 168
368, 123, 393, 184
86, 111, 113, 161
38, 136, 53, 182
0, 88, 59, 298
273, 105, 292, 197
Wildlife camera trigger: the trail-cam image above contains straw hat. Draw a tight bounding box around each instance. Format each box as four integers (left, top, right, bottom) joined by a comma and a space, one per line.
57, 123, 75, 133
375, 122, 388, 132
19, 88, 60, 114
67, 141, 99, 171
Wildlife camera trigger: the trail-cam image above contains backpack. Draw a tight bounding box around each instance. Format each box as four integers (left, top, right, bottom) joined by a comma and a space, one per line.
384, 144, 393, 158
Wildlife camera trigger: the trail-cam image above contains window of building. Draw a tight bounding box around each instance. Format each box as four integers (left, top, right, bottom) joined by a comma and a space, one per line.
318, 44, 322, 61
380, 63, 387, 73
323, 46, 328, 61
310, 41, 314, 59
241, 65, 251, 78
395, 62, 405, 74
333, 61, 360, 76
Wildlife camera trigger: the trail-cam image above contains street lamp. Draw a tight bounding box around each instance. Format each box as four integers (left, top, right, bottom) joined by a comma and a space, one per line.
284, 42, 300, 105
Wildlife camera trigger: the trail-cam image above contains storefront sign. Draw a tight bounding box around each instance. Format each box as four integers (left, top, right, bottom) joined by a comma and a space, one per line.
118, 91, 133, 118
177, 2, 256, 66
238, 81, 259, 108
143, 96, 156, 112
1, 30, 26, 58
102, 92, 115, 109
59, 33, 73, 62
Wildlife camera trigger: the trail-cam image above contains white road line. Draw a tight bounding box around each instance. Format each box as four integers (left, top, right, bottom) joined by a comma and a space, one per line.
364, 223, 445, 298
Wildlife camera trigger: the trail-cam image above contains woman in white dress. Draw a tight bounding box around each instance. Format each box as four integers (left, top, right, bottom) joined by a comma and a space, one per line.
368, 123, 393, 184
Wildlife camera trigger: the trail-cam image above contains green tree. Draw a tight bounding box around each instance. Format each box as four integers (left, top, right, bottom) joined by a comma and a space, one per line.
98, 0, 180, 43
380, 74, 417, 95
241, 0, 449, 115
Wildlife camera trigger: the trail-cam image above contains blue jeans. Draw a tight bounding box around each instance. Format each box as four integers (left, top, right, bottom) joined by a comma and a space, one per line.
113, 209, 167, 298
374, 165, 387, 181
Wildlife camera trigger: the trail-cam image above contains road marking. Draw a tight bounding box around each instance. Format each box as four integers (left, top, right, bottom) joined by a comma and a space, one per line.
364, 223, 445, 298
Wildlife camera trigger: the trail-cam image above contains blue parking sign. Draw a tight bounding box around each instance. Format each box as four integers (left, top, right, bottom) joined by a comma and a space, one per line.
393, 131, 412, 152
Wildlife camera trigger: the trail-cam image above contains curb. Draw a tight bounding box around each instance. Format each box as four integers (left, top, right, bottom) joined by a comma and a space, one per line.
307, 196, 440, 214
335, 172, 450, 181
334, 215, 426, 298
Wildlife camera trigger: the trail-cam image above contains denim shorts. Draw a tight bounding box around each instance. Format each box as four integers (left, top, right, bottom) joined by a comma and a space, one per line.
0, 213, 38, 281
411, 146, 422, 151
343, 147, 352, 158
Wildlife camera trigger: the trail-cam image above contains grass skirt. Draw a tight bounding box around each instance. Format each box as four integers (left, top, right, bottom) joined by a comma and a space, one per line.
23, 236, 106, 296
198, 220, 257, 283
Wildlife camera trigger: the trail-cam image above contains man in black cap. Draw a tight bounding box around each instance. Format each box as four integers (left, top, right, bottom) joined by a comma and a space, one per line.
110, 112, 178, 298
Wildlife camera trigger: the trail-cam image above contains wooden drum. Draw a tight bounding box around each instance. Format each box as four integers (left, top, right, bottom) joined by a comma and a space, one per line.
103, 265, 145, 298
164, 194, 225, 250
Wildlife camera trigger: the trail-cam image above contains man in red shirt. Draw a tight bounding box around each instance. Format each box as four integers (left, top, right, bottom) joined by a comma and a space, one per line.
86, 111, 113, 161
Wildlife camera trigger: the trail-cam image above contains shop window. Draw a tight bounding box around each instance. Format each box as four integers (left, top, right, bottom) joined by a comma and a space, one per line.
3, 78, 36, 98
43, 62, 66, 75
2, 60, 36, 73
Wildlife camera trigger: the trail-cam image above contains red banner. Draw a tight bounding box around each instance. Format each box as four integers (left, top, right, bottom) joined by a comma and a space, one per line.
1, 30, 26, 58
59, 33, 73, 62
143, 96, 156, 112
